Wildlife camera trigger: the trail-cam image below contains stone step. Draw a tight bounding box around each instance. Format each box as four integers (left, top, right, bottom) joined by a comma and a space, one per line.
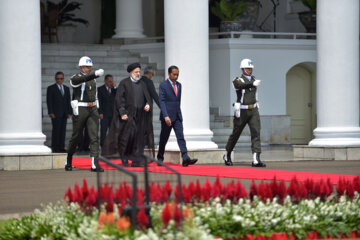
41, 43, 125, 51
42, 68, 129, 76
42, 48, 131, 57
42, 61, 137, 69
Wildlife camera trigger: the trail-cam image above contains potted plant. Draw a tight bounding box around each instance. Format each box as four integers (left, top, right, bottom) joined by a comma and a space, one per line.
46, 0, 89, 42
298, 0, 316, 33
235, 0, 262, 32
211, 0, 246, 37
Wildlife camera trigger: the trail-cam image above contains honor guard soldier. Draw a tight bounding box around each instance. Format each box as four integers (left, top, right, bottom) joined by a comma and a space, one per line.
65, 56, 104, 172
223, 59, 266, 167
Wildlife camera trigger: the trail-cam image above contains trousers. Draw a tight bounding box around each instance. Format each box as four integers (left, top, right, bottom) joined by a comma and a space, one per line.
225, 108, 261, 153
67, 106, 99, 157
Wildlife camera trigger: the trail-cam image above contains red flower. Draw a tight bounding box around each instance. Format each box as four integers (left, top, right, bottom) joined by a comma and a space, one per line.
188, 181, 196, 202
257, 180, 267, 201
137, 207, 149, 228
124, 183, 133, 203
213, 176, 223, 198
114, 184, 126, 204
297, 183, 308, 200
182, 184, 191, 203
304, 179, 315, 198
105, 200, 114, 213
236, 180, 248, 199
137, 188, 145, 205
249, 179, 258, 200
81, 178, 89, 199
353, 176, 360, 193
346, 182, 355, 199
161, 202, 172, 226
85, 186, 97, 209
287, 176, 298, 201
64, 186, 73, 203
202, 178, 213, 202
270, 177, 278, 199
73, 183, 84, 205
277, 181, 286, 202
163, 180, 173, 200
174, 184, 180, 202
173, 203, 182, 226
195, 179, 202, 201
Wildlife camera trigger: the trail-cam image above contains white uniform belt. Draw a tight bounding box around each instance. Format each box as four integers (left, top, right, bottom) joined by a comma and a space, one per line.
240, 103, 257, 109
78, 102, 96, 107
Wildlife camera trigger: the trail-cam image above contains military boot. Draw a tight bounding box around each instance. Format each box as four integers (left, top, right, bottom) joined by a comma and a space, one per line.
251, 153, 266, 167
91, 157, 104, 172
223, 152, 233, 166
65, 154, 73, 171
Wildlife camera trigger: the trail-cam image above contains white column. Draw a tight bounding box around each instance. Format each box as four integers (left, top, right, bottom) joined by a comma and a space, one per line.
0, 0, 51, 154
112, 0, 145, 38
309, 0, 360, 146
164, 0, 218, 150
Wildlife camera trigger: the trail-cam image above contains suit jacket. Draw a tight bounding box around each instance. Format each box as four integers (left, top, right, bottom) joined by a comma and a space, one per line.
97, 84, 116, 117
46, 83, 71, 117
141, 76, 159, 107
159, 79, 182, 122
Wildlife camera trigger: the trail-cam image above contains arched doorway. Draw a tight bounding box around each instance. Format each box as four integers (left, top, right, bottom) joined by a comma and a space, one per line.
286, 63, 316, 144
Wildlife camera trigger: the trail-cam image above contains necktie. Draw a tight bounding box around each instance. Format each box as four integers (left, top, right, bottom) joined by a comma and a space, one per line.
60, 85, 64, 96
108, 87, 111, 96
173, 82, 177, 96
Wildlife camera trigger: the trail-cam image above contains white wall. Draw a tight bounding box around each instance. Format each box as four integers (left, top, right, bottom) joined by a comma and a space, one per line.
209, 38, 316, 116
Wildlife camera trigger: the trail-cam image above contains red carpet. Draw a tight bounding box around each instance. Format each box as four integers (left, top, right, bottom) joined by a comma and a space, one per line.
73, 157, 359, 184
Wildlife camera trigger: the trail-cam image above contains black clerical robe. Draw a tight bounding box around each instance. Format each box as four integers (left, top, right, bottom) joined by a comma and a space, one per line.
101, 77, 154, 158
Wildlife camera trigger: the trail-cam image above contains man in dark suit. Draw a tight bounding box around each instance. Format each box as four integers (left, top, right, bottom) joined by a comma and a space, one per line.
46, 71, 71, 153
98, 74, 117, 147
140, 66, 159, 107
157, 65, 198, 167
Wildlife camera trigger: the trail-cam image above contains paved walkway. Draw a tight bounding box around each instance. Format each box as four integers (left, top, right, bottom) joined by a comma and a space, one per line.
0, 146, 359, 219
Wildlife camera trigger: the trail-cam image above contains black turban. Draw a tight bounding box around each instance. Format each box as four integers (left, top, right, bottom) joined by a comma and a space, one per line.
127, 62, 141, 73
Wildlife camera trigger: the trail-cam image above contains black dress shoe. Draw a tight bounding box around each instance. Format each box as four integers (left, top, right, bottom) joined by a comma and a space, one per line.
121, 159, 129, 167
157, 159, 163, 166
188, 158, 197, 165
182, 158, 197, 167
252, 153, 266, 167
182, 160, 190, 167
223, 153, 233, 166
91, 156, 104, 172
251, 162, 266, 167
65, 165, 72, 171
130, 161, 143, 167
91, 167, 104, 172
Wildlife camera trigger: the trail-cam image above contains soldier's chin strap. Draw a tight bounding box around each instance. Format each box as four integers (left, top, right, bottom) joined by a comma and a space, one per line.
243, 68, 252, 76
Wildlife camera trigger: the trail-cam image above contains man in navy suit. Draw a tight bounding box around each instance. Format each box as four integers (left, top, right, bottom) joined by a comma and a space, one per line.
46, 71, 72, 153
157, 65, 197, 167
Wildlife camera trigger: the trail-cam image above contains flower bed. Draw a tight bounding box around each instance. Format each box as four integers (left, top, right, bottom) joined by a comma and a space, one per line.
1, 176, 359, 240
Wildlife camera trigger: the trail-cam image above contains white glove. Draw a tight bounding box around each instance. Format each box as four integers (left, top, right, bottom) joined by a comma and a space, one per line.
234, 102, 241, 118
95, 69, 104, 77
253, 79, 261, 87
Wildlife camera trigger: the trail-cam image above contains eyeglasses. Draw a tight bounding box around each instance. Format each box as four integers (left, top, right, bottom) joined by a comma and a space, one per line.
56, 78, 64, 80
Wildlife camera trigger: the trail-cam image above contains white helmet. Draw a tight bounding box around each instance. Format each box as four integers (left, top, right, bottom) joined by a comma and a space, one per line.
240, 58, 254, 69
78, 56, 93, 67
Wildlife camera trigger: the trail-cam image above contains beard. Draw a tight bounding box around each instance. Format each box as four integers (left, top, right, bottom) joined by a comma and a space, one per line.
131, 74, 140, 81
